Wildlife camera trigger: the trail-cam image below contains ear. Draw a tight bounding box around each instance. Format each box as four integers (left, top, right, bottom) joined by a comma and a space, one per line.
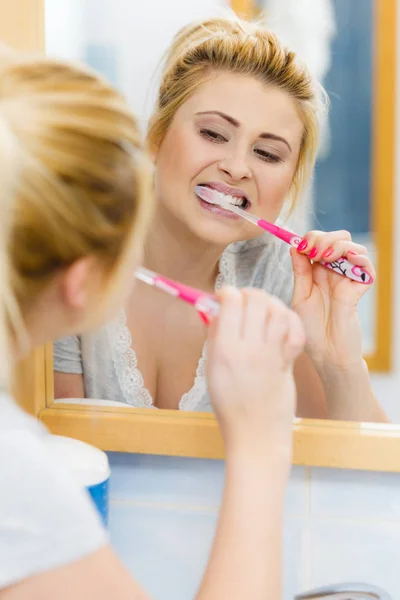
59, 257, 95, 309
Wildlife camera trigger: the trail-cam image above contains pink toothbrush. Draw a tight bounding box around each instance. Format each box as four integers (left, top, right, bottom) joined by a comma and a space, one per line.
195, 186, 374, 285
135, 267, 220, 324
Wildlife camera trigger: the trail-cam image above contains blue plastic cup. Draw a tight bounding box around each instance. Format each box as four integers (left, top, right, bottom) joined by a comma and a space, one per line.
45, 435, 110, 527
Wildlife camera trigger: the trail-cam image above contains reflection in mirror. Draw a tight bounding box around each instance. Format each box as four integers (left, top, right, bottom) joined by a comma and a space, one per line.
48, 0, 391, 423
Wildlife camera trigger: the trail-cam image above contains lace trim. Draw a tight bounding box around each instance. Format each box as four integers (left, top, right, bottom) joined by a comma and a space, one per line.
114, 247, 237, 410
218, 245, 237, 288
178, 342, 208, 411
113, 310, 155, 408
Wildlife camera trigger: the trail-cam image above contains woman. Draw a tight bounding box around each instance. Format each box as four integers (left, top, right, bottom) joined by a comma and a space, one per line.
54, 16, 385, 422
0, 50, 305, 599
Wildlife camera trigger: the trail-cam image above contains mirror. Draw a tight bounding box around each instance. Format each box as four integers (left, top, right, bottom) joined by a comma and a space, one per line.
11, 0, 400, 469
47, 0, 396, 413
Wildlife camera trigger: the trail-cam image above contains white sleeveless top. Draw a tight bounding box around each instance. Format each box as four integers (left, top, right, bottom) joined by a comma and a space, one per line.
0, 392, 106, 588
54, 235, 294, 411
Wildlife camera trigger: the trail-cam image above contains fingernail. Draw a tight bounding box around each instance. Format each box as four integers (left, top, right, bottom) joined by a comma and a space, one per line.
322, 248, 333, 258
297, 239, 308, 252
309, 247, 318, 259
348, 251, 358, 256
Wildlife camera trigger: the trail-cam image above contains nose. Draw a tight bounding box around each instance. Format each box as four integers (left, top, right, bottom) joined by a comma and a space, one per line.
218, 148, 251, 181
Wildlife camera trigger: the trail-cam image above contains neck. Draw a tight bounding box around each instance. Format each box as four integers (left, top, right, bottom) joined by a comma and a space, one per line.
17, 282, 73, 359
19, 308, 58, 358
143, 204, 225, 290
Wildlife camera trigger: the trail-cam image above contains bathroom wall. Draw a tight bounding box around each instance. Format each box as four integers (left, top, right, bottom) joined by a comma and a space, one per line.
108, 452, 400, 599
45, 0, 229, 127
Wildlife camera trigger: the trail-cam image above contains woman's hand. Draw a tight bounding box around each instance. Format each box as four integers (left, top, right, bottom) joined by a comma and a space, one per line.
290, 229, 375, 370
207, 287, 305, 453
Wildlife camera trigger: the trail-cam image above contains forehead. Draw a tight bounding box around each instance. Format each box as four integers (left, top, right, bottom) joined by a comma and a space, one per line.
178, 72, 304, 142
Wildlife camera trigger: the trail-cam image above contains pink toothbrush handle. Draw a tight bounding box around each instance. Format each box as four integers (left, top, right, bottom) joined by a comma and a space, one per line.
321, 257, 374, 284
257, 220, 373, 285
154, 276, 220, 322
291, 239, 374, 285
289, 237, 374, 285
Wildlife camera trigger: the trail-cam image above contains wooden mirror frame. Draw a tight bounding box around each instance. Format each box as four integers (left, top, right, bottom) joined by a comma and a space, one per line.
8, 0, 400, 472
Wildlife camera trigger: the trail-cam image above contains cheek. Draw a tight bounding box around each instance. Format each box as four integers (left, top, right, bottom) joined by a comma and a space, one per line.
156, 137, 182, 181
257, 164, 296, 212
156, 128, 217, 189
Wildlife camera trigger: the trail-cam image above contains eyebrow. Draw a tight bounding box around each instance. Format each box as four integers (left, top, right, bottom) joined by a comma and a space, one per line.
196, 110, 292, 152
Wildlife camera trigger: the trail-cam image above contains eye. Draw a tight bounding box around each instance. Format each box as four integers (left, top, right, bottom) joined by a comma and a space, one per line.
199, 128, 228, 143
254, 149, 282, 163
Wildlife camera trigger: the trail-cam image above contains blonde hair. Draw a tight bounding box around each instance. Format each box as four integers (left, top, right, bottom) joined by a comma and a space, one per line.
0, 55, 153, 387
148, 15, 327, 204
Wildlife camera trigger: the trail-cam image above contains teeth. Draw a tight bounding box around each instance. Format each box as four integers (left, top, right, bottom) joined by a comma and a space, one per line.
211, 190, 247, 208
226, 194, 246, 207
196, 186, 248, 208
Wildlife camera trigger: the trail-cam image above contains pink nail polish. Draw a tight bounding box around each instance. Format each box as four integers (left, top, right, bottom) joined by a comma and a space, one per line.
297, 239, 308, 252
309, 247, 318, 259
322, 248, 333, 258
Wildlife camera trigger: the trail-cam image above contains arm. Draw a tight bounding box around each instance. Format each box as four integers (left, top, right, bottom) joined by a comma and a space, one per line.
54, 372, 85, 399
294, 352, 327, 419
290, 242, 388, 424
197, 448, 289, 600
0, 547, 149, 600
200, 288, 305, 599
2, 289, 303, 600
53, 335, 85, 399
314, 359, 388, 422
293, 351, 387, 422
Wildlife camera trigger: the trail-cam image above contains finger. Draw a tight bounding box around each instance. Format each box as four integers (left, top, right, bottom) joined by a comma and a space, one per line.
242, 288, 270, 341
212, 286, 243, 345
320, 240, 368, 263
290, 248, 314, 308
298, 230, 351, 259
309, 236, 367, 263
284, 311, 306, 364
349, 245, 368, 255
263, 297, 291, 347
346, 252, 376, 282
207, 304, 219, 340
296, 230, 321, 255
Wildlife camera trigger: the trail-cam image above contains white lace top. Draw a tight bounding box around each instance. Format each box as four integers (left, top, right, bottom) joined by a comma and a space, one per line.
54, 235, 294, 411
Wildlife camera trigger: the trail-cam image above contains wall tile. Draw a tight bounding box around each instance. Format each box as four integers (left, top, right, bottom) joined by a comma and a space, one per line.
108, 453, 309, 516
109, 502, 217, 600
108, 453, 225, 508
285, 466, 309, 518
283, 518, 310, 600
310, 519, 400, 597
109, 502, 308, 600
310, 467, 400, 521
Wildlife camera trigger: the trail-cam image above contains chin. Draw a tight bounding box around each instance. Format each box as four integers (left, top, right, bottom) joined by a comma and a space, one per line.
187, 218, 260, 247
165, 199, 263, 247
